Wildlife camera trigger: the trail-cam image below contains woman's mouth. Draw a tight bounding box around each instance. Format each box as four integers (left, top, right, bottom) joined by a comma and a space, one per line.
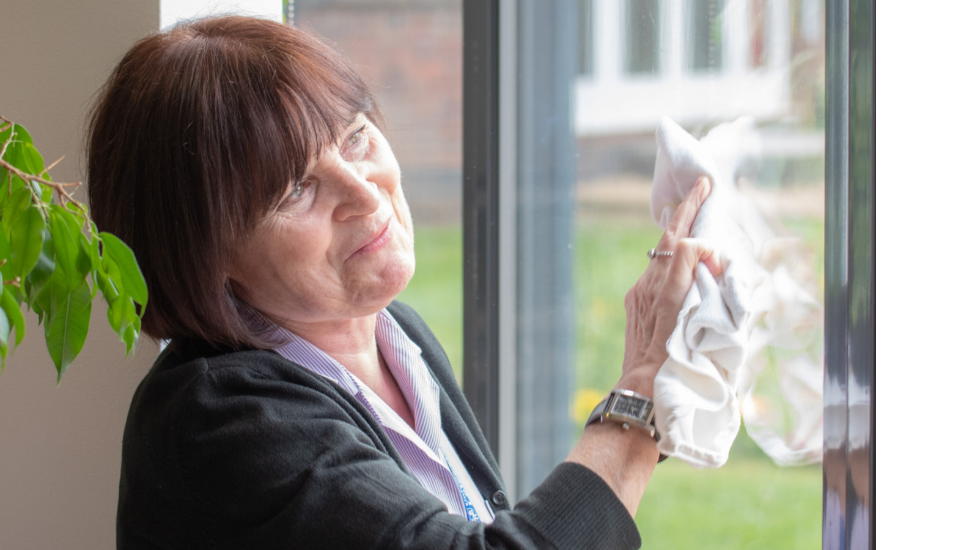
352, 222, 392, 256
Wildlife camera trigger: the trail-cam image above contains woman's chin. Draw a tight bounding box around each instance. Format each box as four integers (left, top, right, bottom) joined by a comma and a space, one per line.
346, 250, 415, 310
382, 250, 416, 298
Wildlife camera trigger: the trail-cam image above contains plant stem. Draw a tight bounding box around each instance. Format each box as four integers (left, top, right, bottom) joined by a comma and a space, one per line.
0, 157, 85, 212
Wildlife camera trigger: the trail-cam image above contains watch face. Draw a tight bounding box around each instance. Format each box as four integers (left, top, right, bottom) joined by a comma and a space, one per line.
610, 395, 648, 420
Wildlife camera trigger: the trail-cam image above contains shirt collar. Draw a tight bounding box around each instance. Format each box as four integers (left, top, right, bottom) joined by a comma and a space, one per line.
245, 306, 445, 456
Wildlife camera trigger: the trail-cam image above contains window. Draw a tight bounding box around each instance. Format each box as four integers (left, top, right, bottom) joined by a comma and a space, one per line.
688, 0, 725, 72
469, 0, 845, 547
577, 1, 822, 543
624, 0, 662, 75
577, 0, 594, 77
750, 0, 769, 69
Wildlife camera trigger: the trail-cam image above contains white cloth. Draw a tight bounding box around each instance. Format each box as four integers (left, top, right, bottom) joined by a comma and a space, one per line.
650, 117, 823, 468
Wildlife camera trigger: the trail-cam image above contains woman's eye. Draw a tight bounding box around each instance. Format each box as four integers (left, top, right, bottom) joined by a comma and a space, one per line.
279, 181, 312, 210
290, 181, 308, 199
342, 125, 368, 159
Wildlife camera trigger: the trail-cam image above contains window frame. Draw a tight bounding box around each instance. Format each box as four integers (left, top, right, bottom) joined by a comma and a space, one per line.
824, 0, 875, 547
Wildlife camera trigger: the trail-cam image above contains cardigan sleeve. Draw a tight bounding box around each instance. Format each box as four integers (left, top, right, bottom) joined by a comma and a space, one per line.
117, 350, 641, 550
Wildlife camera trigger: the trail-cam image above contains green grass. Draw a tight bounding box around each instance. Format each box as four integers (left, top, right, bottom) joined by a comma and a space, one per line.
397, 217, 824, 549
637, 458, 822, 550
397, 226, 464, 383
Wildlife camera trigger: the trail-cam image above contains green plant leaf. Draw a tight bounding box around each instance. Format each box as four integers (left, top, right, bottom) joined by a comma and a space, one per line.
0, 170, 7, 210
25, 230, 54, 306
107, 290, 128, 333
7, 202, 44, 283
0, 223, 11, 260
100, 265, 137, 352
2, 286, 25, 348
45, 279, 91, 383
0, 303, 9, 364
2, 185, 31, 236
0, 121, 148, 380
100, 233, 147, 306
123, 324, 137, 355
18, 143, 44, 175
66, 201, 88, 218
0, 125, 8, 210
39, 182, 53, 204
109, 296, 136, 350
3, 125, 45, 175
50, 206, 90, 288
0, 160, 29, 206
32, 278, 50, 324
9, 123, 35, 146
86, 230, 100, 279
96, 263, 120, 302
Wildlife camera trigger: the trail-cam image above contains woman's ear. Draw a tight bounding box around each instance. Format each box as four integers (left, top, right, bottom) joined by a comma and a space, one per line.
226, 269, 248, 300
225, 254, 250, 301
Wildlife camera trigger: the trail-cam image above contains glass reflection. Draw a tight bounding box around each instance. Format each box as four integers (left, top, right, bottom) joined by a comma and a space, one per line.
574, 0, 825, 546
688, 0, 725, 72
625, 0, 663, 75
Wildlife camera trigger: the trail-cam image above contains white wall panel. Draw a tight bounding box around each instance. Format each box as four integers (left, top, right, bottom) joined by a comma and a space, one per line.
161, 0, 282, 29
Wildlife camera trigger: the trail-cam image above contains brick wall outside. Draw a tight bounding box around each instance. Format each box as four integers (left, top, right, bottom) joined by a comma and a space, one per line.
296, 1, 463, 224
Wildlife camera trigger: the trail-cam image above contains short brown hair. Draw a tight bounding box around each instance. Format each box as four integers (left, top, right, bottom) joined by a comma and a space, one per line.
87, 16, 381, 349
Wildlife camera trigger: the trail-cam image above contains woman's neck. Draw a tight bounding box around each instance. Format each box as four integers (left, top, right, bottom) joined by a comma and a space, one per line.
283, 314, 381, 380
282, 313, 416, 430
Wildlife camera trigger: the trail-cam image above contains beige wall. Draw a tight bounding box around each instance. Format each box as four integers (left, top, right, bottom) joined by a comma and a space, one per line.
0, 2, 160, 549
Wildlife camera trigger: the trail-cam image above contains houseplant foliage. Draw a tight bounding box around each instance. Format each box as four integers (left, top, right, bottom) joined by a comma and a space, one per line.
0, 117, 146, 382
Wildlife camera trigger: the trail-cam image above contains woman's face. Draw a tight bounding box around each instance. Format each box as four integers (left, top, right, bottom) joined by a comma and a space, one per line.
229, 114, 415, 328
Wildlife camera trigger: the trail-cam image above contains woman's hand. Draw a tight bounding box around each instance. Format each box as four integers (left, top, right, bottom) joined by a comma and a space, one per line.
567, 176, 725, 517
617, 176, 723, 397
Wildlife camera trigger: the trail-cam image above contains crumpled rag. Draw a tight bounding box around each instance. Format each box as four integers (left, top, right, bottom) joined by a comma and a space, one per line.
650, 117, 823, 468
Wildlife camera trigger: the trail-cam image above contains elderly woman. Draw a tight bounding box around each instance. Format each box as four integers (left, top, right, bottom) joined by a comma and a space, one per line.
88, 16, 720, 550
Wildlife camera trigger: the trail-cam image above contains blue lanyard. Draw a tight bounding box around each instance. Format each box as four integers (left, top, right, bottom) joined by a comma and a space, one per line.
442, 452, 481, 522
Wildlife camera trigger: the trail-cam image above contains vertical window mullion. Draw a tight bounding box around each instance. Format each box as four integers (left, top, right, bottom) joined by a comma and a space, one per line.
512, 0, 577, 499
462, 0, 501, 456
824, 0, 874, 548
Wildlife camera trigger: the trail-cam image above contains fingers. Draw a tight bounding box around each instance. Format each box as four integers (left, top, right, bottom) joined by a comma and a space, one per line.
623, 237, 723, 385
663, 238, 723, 295
685, 239, 723, 277
663, 177, 712, 242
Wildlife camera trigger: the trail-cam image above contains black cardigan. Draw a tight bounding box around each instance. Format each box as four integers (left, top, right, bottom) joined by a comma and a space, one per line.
117, 301, 641, 549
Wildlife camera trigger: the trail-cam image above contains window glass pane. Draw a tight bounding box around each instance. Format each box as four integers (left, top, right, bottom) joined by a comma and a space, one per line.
625, 0, 662, 75
750, 0, 769, 68
578, 0, 594, 77
295, 0, 464, 382
688, 0, 725, 72
575, 0, 825, 545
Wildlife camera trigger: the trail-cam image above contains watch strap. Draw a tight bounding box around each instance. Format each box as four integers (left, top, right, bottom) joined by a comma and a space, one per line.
586, 397, 610, 428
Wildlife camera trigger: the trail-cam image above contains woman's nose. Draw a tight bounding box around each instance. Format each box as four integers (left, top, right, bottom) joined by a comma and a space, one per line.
331, 163, 381, 221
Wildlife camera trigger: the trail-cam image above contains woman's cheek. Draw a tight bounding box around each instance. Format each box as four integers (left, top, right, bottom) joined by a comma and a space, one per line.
386, 252, 414, 295
382, 235, 415, 293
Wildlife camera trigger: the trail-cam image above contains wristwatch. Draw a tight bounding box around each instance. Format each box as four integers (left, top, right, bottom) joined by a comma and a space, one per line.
587, 389, 659, 442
